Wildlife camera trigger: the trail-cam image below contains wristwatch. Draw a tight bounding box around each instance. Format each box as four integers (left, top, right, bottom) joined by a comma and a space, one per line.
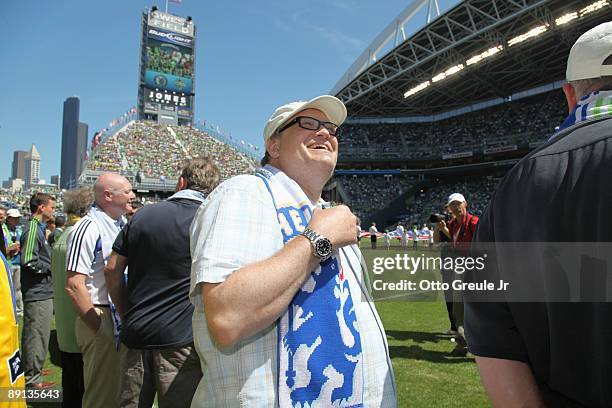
301, 227, 333, 261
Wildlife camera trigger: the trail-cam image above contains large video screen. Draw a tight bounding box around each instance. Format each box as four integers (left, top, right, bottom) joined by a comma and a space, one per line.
145, 35, 194, 93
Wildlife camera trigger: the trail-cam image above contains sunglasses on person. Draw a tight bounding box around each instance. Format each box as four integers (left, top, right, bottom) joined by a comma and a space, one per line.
277, 116, 339, 136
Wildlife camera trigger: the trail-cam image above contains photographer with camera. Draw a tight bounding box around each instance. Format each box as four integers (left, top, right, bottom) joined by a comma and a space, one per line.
432, 193, 479, 356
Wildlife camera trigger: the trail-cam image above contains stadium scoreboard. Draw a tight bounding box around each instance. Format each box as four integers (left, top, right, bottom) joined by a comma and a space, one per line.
138, 8, 195, 126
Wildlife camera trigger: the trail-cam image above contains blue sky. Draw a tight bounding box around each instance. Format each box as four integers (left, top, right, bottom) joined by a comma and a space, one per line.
0, 0, 456, 183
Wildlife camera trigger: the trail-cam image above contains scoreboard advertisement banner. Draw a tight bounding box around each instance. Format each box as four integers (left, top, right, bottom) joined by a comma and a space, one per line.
147, 28, 193, 48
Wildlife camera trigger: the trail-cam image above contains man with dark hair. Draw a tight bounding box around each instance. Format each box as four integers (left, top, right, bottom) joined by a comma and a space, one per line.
47, 215, 65, 247
20, 192, 56, 388
466, 22, 612, 406
105, 157, 220, 407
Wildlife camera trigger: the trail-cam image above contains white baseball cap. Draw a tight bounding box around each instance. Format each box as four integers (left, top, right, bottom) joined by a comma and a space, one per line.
263, 95, 347, 142
566, 22, 612, 81
7, 209, 21, 218
447, 193, 466, 205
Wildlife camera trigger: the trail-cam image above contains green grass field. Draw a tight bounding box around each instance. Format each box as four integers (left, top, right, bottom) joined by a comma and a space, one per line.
30, 241, 489, 407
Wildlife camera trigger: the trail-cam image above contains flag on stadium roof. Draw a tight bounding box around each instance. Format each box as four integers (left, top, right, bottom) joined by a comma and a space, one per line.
169, 0, 182, 3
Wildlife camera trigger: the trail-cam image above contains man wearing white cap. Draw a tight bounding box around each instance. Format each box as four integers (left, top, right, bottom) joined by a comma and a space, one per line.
433, 193, 479, 247
3, 208, 23, 318
466, 22, 612, 406
189, 95, 396, 407
433, 192, 478, 356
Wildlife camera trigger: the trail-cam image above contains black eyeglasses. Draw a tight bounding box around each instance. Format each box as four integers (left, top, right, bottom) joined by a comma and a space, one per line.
277, 116, 339, 136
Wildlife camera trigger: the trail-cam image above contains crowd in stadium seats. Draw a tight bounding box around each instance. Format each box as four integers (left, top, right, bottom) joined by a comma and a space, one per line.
338, 90, 566, 160
336, 174, 419, 221
399, 176, 501, 226
120, 122, 186, 177
0, 191, 32, 215
335, 173, 500, 226
86, 121, 257, 181
172, 125, 255, 181
89, 135, 123, 173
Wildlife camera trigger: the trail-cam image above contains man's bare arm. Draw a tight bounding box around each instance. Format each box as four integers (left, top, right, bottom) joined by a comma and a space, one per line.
104, 251, 128, 318
65, 271, 100, 332
201, 205, 357, 349
476, 356, 546, 408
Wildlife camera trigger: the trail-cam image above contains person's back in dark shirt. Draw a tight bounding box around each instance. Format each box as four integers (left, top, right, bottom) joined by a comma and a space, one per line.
466, 117, 612, 407
113, 195, 202, 349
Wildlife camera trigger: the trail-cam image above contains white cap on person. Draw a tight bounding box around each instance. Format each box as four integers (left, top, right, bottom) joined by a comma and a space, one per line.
566, 22, 612, 81
7, 209, 21, 218
447, 193, 466, 206
263, 95, 347, 142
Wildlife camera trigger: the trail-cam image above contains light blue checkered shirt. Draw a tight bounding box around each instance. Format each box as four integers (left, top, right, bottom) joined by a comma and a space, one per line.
189, 174, 396, 407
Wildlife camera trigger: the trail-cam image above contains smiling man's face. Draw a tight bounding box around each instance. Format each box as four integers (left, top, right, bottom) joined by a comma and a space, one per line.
269, 108, 339, 182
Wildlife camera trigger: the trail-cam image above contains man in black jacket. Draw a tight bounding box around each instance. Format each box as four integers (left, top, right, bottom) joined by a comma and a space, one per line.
466, 22, 612, 407
105, 157, 220, 407
20, 192, 56, 388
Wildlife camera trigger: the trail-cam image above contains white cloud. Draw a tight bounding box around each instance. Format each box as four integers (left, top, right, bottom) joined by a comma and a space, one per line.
311, 25, 365, 51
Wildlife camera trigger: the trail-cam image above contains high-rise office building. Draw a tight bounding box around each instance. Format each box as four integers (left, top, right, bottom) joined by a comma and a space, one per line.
11, 150, 28, 181
25, 144, 40, 189
50, 175, 60, 187
60, 97, 88, 189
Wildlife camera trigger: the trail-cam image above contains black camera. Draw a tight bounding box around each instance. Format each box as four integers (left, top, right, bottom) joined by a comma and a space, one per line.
429, 212, 451, 223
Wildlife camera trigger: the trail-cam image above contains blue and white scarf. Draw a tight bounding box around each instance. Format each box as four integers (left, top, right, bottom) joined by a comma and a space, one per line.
256, 165, 364, 408
552, 90, 612, 140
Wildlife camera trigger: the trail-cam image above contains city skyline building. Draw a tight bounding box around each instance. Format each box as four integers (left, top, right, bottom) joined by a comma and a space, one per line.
50, 175, 60, 187
24, 144, 40, 189
11, 150, 28, 181
60, 96, 88, 189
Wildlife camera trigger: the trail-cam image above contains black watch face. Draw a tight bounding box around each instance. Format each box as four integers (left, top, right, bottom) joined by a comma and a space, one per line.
315, 238, 333, 258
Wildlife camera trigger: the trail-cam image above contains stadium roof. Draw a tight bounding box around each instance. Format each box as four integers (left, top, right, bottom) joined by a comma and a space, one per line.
333, 0, 612, 118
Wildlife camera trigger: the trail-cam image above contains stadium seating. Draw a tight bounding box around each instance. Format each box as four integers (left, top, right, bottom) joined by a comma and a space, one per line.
335, 174, 418, 221
338, 90, 566, 160
87, 121, 257, 181
397, 176, 501, 226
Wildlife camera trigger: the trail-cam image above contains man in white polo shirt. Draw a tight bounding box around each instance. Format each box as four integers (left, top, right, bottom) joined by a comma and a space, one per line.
65, 173, 132, 408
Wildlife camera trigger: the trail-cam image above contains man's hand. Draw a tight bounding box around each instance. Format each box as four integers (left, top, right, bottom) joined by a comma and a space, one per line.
309, 205, 358, 248
66, 271, 101, 334
84, 309, 102, 333
7, 243, 20, 258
